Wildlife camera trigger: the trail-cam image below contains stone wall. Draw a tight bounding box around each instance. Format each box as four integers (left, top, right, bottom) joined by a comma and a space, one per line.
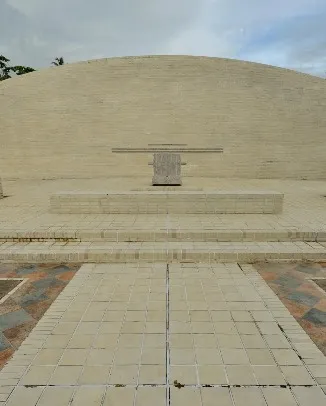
0, 178, 3, 199
0, 55, 326, 180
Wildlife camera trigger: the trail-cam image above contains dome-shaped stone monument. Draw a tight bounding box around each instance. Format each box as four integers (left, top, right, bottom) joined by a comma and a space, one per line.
0, 55, 325, 180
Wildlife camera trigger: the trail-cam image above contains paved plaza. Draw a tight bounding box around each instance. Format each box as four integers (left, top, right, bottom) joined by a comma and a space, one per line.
1, 55, 326, 404
0, 263, 325, 405
1, 178, 326, 404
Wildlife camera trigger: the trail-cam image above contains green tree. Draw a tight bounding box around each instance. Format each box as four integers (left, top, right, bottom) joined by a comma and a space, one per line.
11, 65, 36, 76
0, 55, 35, 81
51, 57, 64, 66
0, 55, 12, 81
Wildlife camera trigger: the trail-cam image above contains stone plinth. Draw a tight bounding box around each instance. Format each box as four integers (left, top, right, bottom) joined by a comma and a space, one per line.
50, 190, 283, 214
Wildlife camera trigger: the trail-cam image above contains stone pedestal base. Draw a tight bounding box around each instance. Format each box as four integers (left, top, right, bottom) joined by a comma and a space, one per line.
50, 190, 284, 214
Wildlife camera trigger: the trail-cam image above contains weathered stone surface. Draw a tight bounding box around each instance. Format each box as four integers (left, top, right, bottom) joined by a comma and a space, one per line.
1, 56, 326, 180
49, 190, 284, 214
0, 178, 3, 199
152, 153, 182, 186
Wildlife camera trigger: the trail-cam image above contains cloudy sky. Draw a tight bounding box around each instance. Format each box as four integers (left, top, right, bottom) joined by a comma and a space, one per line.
1, 0, 326, 77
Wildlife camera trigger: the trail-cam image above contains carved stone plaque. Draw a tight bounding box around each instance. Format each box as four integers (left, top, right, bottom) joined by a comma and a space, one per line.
152, 153, 182, 186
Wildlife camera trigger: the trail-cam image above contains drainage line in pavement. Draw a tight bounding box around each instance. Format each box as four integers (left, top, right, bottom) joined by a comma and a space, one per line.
166, 263, 171, 406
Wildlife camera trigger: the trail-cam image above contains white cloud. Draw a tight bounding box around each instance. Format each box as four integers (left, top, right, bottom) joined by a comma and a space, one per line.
1, 0, 326, 77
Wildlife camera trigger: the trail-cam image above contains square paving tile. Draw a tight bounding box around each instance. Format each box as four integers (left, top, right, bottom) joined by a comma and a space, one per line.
20, 366, 55, 386
108, 364, 139, 385
271, 349, 303, 365
37, 387, 74, 406
78, 365, 110, 384
138, 364, 166, 384
71, 387, 106, 406
170, 387, 201, 406
170, 365, 197, 385
195, 348, 222, 364
253, 365, 287, 385
231, 387, 266, 406
6, 387, 44, 406
221, 348, 250, 364
262, 387, 298, 405
49, 366, 83, 385
280, 365, 316, 385
135, 387, 166, 406
201, 387, 233, 406
226, 365, 257, 385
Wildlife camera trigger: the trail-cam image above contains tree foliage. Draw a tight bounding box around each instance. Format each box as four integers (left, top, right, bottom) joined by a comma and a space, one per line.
0, 55, 66, 82
0, 55, 35, 81
51, 57, 64, 66
11, 66, 36, 75
0, 55, 12, 81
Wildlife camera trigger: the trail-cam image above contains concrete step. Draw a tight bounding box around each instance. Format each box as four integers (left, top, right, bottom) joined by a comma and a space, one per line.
0, 229, 325, 243
0, 241, 325, 263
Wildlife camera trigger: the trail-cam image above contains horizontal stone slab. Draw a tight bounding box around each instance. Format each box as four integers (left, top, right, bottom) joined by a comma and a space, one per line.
0, 241, 325, 263
0, 229, 324, 242
111, 147, 224, 153
50, 190, 284, 214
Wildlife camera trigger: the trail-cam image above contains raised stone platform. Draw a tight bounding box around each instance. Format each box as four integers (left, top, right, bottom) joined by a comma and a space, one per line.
50, 190, 283, 214
1, 178, 325, 264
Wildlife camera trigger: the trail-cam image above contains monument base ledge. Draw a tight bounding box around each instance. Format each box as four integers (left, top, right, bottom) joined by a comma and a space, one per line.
49, 190, 284, 214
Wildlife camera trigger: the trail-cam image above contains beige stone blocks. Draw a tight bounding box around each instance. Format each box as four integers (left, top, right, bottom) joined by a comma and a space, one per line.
0, 241, 325, 263
50, 190, 284, 214
1, 56, 326, 180
1, 229, 325, 243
